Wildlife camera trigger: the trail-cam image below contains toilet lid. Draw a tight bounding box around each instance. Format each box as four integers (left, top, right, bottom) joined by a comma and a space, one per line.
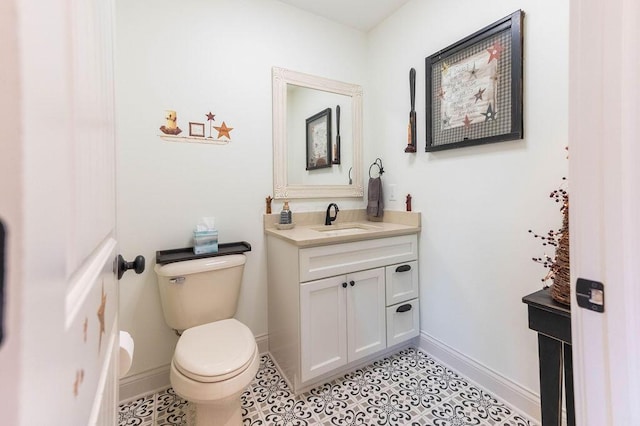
173, 319, 257, 383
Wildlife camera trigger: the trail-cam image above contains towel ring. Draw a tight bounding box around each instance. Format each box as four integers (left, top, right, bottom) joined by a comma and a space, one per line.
369, 158, 385, 178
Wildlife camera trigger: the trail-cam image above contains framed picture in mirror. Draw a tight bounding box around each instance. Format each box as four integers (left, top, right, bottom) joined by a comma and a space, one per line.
306, 108, 332, 170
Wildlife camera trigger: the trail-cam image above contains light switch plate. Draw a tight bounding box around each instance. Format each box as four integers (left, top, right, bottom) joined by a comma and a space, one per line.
389, 184, 397, 201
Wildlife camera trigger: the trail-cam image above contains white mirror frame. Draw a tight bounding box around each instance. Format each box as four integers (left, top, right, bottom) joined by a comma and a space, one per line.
272, 67, 364, 199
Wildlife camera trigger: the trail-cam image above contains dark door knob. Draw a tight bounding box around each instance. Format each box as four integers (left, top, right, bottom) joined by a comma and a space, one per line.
350, 280, 355, 286
117, 254, 145, 280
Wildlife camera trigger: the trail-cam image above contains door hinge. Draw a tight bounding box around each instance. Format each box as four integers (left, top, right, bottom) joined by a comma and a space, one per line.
576, 278, 605, 313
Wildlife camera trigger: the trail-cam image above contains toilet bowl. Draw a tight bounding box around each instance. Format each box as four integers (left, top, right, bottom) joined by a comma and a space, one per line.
154, 254, 257, 426
169, 319, 259, 425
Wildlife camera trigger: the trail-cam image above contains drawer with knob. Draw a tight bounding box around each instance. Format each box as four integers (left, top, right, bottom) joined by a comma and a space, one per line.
386, 298, 419, 347
385, 261, 418, 305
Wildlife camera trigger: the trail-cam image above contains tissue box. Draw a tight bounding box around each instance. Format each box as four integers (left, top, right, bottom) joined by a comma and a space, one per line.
194, 230, 218, 245
193, 230, 218, 254
194, 241, 218, 254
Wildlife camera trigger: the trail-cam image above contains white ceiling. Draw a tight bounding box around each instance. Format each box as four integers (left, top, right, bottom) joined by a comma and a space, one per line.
276, 0, 411, 32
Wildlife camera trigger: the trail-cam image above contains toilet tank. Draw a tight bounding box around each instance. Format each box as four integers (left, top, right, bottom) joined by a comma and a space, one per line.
154, 254, 246, 331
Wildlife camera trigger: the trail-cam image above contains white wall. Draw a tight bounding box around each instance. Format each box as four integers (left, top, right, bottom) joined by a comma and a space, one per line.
115, 0, 367, 378
368, 0, 569, 398
117, 0, 570, 405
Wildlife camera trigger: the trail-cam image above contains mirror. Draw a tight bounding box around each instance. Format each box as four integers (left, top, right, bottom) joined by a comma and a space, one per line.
272, 67, 363, 199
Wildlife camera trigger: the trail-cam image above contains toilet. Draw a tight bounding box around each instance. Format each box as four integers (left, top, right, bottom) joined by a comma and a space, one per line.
154, 254, 259, 426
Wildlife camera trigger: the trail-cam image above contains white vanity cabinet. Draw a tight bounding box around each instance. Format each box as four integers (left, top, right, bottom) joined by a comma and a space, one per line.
267, 233, 419, 393
300, 267, 386, 382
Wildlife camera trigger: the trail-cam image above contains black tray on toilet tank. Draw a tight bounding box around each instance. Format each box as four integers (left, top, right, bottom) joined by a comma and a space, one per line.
155, 241, 252, 265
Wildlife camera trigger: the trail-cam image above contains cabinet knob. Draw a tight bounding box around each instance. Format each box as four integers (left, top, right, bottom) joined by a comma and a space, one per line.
342, 282, 347, 288
349, 280, 355, 286
395, 264, 412, 273
396, 303, 412, 313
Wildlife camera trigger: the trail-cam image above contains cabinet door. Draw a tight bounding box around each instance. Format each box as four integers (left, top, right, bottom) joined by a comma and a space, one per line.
347, 268, 386, 362
300, 276, 348, 382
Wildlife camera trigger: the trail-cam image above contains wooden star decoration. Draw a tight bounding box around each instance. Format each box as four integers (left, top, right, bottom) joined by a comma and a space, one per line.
441, 62, 450, 75
481, 103, 497, 121
463, 115, 472, 128
487, 41, 503, 63
83, 317, 88, 343
97, 284, 106, 352
213, 121, 233, 139
474, 88, 486, 103
437, 87, 446, 100
206, 112, 216, 138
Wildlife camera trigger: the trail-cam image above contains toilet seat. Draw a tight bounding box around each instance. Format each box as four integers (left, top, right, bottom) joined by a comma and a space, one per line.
173, 319, 256, 383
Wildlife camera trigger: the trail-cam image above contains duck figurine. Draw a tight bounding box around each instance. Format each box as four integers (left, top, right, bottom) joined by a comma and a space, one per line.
160, 110, 182, 135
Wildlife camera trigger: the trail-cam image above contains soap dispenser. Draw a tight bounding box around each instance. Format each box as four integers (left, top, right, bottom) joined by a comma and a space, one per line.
280, 201, 292, 225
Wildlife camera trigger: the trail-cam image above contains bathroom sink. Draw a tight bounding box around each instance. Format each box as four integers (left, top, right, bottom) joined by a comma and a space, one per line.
316, 227, 369, 237
311, 223, 381, 237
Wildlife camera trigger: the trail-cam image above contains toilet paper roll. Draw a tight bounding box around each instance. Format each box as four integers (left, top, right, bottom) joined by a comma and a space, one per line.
119, 331, 134, 378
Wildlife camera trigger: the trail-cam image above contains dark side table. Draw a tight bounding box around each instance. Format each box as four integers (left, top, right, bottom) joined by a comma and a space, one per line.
522, 288, 575, 426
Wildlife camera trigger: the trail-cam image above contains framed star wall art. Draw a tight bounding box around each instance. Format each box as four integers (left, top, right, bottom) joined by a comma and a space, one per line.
425, 10, 524, 151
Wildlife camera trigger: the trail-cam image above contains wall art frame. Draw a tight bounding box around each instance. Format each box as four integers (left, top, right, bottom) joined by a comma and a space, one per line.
425, 10, 524, 152
305, 107, 332, 170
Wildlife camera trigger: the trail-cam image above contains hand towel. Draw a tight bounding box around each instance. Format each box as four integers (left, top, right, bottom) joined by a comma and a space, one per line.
366, 177, 384, 218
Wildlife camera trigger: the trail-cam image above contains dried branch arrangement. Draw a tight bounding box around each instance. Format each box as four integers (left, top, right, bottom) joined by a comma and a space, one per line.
529, 177, 570, 305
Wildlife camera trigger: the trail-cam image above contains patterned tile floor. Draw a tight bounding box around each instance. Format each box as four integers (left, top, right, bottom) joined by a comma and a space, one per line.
118, 347, 538, 426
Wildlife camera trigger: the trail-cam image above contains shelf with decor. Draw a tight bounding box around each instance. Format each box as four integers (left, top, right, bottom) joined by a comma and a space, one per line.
158, 135, 229, 145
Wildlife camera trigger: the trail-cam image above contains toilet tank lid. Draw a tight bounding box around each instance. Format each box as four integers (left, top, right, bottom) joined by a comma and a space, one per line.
154, 254, 246, 277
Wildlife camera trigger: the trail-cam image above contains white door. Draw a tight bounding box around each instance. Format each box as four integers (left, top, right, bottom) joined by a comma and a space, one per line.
0, 1, 22, 423
0, 0, 121, 424
300, 276, 348, 382
569, 0, 640, 424
347, 268, 386, 362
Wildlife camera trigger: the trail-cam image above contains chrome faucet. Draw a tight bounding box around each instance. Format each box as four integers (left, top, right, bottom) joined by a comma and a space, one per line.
325, 203, 339, 226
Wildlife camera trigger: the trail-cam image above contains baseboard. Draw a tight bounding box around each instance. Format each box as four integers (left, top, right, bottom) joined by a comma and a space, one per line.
118, 333, 270, 403
119, 364, 171, 403
256, 333, 269, 355
418, 331, 541, 423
